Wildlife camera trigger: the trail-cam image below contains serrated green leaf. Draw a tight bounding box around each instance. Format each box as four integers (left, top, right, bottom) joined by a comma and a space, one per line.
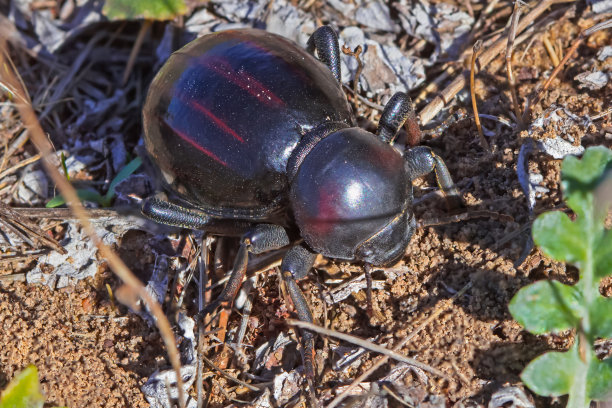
595, 229, 612, 280
509, 280, 581, 334
103, 0, 187, 20
590, 297, 612, 339
533, 211, 586, 264
521, 347, 580, 397
587, 357, 612, 401
0, 366, 44, 408
562, 146, 612, 196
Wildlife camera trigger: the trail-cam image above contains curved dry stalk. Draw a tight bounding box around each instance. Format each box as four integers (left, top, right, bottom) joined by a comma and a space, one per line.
506, 0, 523, 127
0, 44, 187, 407
418, 0, 570, 127
341, 44, 364, 111
470, 40, 490, 151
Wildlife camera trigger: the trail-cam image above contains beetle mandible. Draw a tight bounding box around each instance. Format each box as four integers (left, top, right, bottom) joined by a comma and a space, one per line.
141, 26, 461, 378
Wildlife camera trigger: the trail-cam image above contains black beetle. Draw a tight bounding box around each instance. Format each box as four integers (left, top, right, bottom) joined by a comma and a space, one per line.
141, 26, 461, 378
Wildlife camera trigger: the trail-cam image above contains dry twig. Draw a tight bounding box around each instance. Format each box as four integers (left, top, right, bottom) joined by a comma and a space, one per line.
122, 20, 152, 85
325, 282, 472, 408
418, 0, 571, 127
0, 44, 187, 407
470, 40, 490, 151
288, 319, 449, 380
521, 18, 612, 123
506, 1, 524, 126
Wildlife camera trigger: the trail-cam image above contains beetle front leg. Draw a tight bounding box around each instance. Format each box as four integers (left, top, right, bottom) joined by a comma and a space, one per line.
376, 92, 421, 145
307, 26, 341, 83
281, 244, 317, 378
404, 146, 464, 209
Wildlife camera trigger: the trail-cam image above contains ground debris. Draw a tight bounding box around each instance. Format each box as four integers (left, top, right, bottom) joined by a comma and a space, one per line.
395, 0, 474, 61
488, 386, 534, 408
142, 314, 197, 408
26, 216, 143, 288
575, 70, 610, 90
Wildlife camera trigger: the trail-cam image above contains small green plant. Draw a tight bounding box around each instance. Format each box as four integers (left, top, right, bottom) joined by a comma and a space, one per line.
46, 156, 142, 208
102, 0, 187, 20
0, 366, 67, 408
509, 146, 612, 407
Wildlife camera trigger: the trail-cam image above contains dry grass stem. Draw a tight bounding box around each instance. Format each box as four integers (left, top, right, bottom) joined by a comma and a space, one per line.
122, 20, 152, 86
287, 319, 450, 380
0, 45, 187, 408
506, 1, 523, 126
341, 44, 364, 111
0, 152, 40, 179
543, 33, 560, 66
470, 40, 490, 151
201, 355, 261, 392
0, 201, 66, 253
522, 18, 612, 123
419, 0, 568, 126
325, 282, 472, 408
10, 207, 118, 219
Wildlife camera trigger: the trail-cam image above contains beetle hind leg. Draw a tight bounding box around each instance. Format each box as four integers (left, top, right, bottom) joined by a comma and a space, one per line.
307, 26, 341, 83
377, 92, 421, 145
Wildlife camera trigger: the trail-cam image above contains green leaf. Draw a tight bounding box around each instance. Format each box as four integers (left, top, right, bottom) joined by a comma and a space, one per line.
587, 357, 612, 401
595, 229, 612, 280
562, 146, 612, 199
0, 366, 44, 408
46, 157, 141, 208
589, 296, 612, 339
46, 189, 105, 208
532, 211, 586, 264
521, 347, 580, 397
509, 280, 581, 334
103, 0, 187, 20
103, 156, 142, 205
60, 152, 69, 181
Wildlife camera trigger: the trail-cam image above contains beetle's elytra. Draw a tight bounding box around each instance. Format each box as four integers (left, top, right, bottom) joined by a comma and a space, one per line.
142, 26, 461, 379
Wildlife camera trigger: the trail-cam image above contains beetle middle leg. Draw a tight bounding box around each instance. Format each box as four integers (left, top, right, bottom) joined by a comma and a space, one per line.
202, 228, 320, 378
376, 92, 422, 145
307, 25, 341, 83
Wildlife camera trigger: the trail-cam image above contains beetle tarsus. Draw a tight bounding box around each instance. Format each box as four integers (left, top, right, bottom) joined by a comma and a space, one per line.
404, 146, 464, 210
307, 26, 341, 83
376, 92, 421, 145
141, 197, 211, 229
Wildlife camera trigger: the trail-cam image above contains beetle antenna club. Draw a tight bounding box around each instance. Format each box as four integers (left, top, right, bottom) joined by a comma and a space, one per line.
141, 25, 462, 384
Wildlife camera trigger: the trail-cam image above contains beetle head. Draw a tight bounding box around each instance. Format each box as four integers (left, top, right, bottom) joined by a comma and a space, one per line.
289, 127, 415, 266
